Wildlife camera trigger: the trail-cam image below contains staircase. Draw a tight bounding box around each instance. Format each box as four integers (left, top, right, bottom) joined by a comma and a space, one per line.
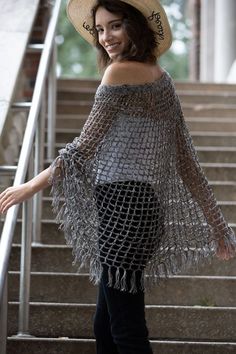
6, 78, 236, 353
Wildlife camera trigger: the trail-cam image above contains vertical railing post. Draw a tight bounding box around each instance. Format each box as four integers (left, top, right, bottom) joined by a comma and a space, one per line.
0, 275, 8, 354
47, 40, 57, 161
32, 93, 46, 245
17, 154, 34, 337
17, 200, 33, 337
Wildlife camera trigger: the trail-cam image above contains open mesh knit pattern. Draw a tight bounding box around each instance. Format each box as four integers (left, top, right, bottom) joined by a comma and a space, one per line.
50, 71, 236, 293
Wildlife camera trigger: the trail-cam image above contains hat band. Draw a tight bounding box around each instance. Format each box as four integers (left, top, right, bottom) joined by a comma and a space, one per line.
147, 11, 165, 43
82, 9, 166, 45
83, 21, 96, 37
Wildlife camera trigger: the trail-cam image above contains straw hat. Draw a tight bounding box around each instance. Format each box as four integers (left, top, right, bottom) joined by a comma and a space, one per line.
67, 0, 172, 57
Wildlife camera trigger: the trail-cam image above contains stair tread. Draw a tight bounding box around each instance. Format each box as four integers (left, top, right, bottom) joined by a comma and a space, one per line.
192, 131, 236, 136
42, 195, 236, 205
44, 142, 236, 151
8, 271, 236, 279
44, 160, 236, 167
54, 127, 236, 136
8, 301, 236, 309
7, 337, 236, 354
7, 337, 236, 344
55, 113, 236, 119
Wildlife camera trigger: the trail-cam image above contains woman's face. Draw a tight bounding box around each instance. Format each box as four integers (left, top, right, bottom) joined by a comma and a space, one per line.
95, 7, 130, 61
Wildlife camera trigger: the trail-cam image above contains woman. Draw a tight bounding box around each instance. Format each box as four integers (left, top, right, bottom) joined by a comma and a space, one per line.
1, 1, 236, 353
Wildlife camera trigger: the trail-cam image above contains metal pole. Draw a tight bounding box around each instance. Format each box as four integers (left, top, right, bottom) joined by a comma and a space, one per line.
47, 41, 57, 161
0, 205, 19, 300
16, 152, 34, 337
0, 275, 8, 354
32, 93, 46, 245
17, 198, 33, 337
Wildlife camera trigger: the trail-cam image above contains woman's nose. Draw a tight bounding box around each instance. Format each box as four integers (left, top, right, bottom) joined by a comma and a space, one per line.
103, 29, 112, 42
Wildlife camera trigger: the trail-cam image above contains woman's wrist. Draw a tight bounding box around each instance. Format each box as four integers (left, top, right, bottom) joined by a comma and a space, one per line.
27, 167, 52, 195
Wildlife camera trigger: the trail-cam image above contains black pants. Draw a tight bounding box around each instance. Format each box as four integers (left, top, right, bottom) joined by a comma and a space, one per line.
93, 267, 153, 354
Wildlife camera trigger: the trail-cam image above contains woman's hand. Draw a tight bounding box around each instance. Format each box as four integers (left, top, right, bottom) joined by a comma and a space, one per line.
216, 237, 236, 261
0, 183, 34, 214
0, 167, 52, 215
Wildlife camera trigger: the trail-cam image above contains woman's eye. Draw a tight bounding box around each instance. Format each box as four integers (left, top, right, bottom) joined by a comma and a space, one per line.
113, 23, 121, 29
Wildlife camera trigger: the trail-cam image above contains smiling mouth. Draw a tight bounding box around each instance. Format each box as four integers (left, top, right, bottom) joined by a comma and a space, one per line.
106, 43, 120, 50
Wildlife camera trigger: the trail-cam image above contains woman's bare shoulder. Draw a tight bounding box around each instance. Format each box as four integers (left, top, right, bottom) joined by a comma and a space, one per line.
101, 61, 164, 86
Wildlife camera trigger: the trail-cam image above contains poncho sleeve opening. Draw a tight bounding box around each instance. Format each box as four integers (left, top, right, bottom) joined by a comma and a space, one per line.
175, 105, 236, 254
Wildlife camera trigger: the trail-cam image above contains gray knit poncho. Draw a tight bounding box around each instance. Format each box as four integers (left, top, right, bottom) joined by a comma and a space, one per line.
51, 71, 236, 293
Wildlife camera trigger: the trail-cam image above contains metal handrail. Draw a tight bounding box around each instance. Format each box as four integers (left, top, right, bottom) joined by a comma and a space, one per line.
0, 0, 61, 352
0, 166, 17, 175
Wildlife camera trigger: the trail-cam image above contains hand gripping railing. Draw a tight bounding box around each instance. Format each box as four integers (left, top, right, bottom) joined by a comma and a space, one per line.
0, 0, 61, 352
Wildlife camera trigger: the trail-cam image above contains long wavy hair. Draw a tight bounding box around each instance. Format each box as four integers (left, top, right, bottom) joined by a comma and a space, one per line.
92, 0, 158, 72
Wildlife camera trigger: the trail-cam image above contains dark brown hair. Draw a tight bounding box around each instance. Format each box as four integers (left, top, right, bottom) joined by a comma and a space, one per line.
92, 0, 158, 71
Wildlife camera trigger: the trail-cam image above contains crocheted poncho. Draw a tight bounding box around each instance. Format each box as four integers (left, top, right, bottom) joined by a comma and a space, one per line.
50, 71, 236, 293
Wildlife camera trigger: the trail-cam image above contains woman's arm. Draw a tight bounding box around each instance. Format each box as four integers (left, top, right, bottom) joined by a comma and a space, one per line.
0, 166, 51, 214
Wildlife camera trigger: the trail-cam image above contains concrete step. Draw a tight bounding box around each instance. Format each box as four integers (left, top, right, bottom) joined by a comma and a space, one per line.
8, 272, 236, 307
9, 244, 236, 275
178, 92, 236, 105
57, 90, 95, 101
209, 181, 236, 201
21, 144, 236, 172
8, 302, 236, 340
197, 147, 236, 163
7, 337, 236, 354
14, 219, 65, 244
45, 143, 236, 164
175, 82, 236, 92
56, 101, 236, 118
218, 201, 236, 222
191, 131, 236, 146
57, 90, 236, 105
196, 163, 236, 182
202, 163, 236, 181
57, 101, 91, 115
58, 78, 100, 90
57, 78, 236, 92
54, 128, 236, 146
53, 128, 82, 143
56, 114, 86, 129
183, 104, 236, 118
13, 212, 236, 245
39, 197, 236, 223
43, 156, 236, 185
55, 114, 236, 132
42, 179, 236, 201
187, 118, 236, 132
10, 244, 76, 273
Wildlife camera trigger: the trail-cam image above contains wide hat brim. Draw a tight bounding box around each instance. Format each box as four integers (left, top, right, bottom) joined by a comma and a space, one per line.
67, 0, 172, 57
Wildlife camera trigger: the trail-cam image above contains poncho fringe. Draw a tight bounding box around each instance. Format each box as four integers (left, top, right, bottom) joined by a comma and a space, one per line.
50, 71, 236, 293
